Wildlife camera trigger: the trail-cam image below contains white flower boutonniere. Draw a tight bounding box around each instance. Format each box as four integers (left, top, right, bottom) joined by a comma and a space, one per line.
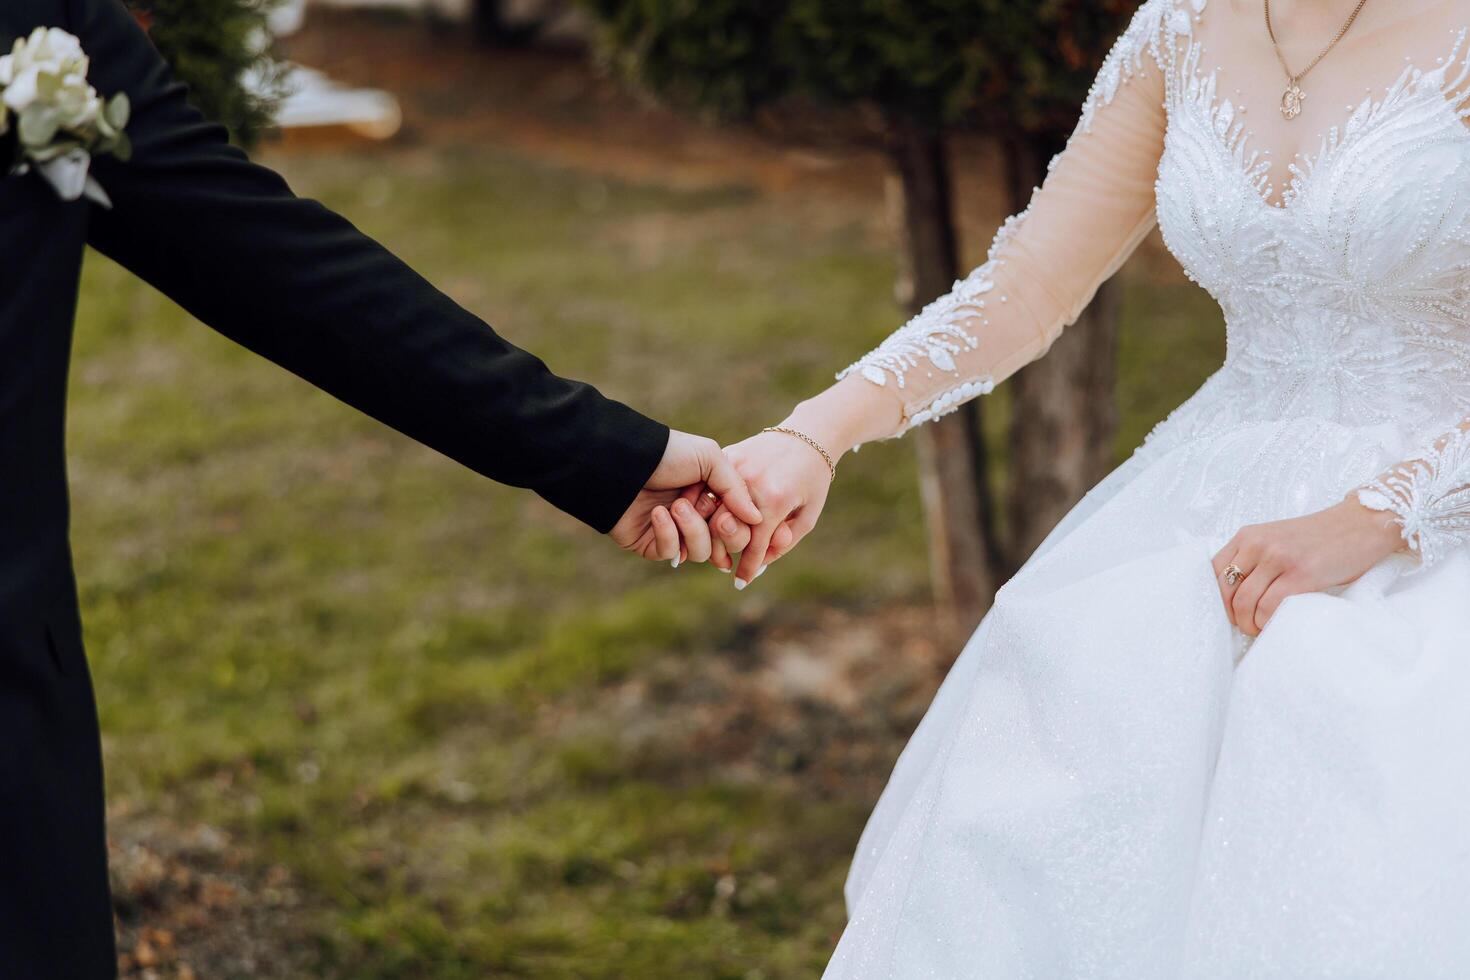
0, 27, 130, 208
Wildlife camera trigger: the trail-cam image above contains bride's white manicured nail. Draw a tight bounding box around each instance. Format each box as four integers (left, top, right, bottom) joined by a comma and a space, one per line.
756, 564, 768, 579
671, 557, 681, 569
734, 577, 748, 591
716, 566, 731, 574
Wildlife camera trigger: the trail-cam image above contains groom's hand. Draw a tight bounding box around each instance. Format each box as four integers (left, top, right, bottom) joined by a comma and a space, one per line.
610, 431, 762, 564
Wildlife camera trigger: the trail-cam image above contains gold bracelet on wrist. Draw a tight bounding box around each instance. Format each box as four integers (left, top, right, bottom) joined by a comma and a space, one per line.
763, 426, 837, 481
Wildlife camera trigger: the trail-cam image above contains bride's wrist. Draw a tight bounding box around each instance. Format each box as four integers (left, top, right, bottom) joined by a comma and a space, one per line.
779, 404, 860, 465
1338, 494, 1408, 557
781, 377, 903, 459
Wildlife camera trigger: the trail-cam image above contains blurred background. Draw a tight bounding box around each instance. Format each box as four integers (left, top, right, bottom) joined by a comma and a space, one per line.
91, 1, 1223, 976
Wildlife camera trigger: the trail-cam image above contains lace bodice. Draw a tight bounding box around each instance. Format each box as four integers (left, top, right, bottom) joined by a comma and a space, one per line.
842, 0, 1470, 566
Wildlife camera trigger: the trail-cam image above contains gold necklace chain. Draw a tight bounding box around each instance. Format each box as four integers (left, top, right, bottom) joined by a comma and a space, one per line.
1264, 0, 1372, 119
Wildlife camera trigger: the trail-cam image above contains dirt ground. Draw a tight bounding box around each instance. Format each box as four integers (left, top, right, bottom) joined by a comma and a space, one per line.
110, 604, 947, 979
111, 811, 316, 978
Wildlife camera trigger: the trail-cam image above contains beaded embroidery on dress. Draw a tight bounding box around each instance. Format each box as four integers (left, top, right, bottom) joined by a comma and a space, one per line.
826, 0, 1470, 976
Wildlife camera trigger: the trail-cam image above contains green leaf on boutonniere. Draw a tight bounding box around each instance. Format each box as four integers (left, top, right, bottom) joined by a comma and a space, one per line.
105, 93, 130, 132
109, 130, 132, 163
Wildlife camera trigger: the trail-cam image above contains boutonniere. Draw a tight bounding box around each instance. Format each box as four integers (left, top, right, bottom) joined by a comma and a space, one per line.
0, 27, 130, 208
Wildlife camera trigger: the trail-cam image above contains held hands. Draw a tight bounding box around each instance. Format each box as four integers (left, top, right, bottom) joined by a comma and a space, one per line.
1210, 495, 1407, 637
705, 386, 890, 585
612, 424, 832, 584
700, 379, 900, 585
610, 430, 763, 563
611, 423, 840, 583
705, 428, 835, 587
615, 378, 899, 577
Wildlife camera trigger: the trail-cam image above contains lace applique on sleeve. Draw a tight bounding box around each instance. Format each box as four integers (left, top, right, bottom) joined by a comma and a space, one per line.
1080, 0, 1200, 133
1358, 426, 1470, 568
834, 215, 1022, 429
839, 0, 1190, 438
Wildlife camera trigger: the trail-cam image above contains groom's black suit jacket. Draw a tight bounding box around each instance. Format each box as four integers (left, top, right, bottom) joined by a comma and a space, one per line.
1, 0, 669, 973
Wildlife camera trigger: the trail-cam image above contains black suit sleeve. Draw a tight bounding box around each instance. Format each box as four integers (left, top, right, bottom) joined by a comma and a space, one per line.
67, 0, 669, 533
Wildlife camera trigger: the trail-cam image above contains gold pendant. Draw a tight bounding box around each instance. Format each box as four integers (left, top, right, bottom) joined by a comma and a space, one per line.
1281, 78, 1306, 120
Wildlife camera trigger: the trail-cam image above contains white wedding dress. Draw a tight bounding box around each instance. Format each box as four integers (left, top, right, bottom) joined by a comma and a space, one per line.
825, 1, 1470, 976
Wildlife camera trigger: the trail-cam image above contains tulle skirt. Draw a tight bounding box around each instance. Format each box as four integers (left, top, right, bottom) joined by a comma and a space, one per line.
826, 413, 1470, 978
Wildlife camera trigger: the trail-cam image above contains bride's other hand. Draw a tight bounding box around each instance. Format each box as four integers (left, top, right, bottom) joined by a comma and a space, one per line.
1210, 496, 1407, 637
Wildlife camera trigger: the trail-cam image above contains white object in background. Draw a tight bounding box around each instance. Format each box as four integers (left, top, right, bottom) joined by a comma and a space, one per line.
245, 0, 401, 140
266, 64, 402, 140
268, 0, 308, 37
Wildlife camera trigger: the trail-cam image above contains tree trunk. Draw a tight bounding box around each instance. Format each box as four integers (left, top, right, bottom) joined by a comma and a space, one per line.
1002, 132, 1122, 562
885, 114, 999, 641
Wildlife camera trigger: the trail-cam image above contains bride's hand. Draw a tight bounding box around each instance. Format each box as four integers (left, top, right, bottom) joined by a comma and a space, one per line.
1210, 496, 1406, 637
705, 375, 903, 587
707, 431, 834, 587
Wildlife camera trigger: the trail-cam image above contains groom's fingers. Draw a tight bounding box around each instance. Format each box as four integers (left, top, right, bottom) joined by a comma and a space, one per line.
678, 483, 707, 511
711, 536, 731, 572
708, 504, 734, 571
671, 498, 713, 563
702, 453, 762, 527
689, 485, 719, 520
651, 506, 681, 563
704, 503, 756, 571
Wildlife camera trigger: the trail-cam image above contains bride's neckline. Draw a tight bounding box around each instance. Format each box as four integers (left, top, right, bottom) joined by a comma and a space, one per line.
1182, 2, 1470, 210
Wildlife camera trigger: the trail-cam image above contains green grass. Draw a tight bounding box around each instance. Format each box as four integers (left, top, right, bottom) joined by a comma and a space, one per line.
70, 145, 1222, 977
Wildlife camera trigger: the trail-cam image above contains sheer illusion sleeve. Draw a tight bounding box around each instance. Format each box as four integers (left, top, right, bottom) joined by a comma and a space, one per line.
839, 0, 1180, 437
1358, 423, 1470, 568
